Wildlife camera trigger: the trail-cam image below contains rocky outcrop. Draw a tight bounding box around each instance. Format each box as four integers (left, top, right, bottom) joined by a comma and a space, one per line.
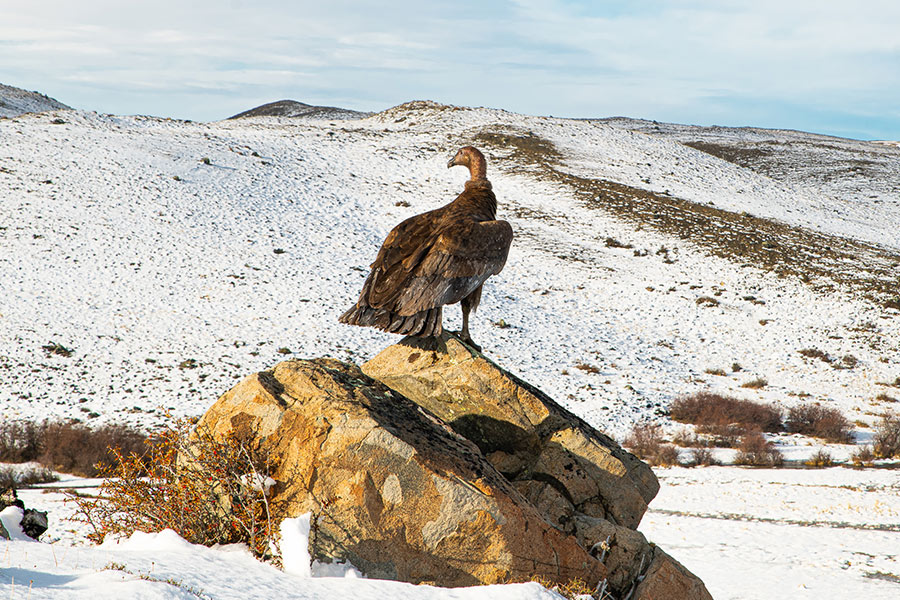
196, 335, 711, 598
197, 358, 605, 587
362, 334, 659, 530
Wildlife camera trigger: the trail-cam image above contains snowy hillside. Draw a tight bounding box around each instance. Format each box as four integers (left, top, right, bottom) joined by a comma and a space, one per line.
0, 83, 70, 118
1, 101, 898, 441
2, 96, 900, 599
228, 99, 371, 120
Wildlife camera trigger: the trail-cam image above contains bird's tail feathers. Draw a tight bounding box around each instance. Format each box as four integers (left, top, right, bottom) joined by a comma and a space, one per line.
339, 304, 442, 337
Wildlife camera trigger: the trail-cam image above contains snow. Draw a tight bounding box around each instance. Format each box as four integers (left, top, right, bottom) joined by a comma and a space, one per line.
1, 105, 897, 441
1, 96, 899, 598
280, 515, 313, 578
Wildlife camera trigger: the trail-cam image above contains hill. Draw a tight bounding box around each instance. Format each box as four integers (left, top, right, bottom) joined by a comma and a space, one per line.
0, 83, 70, 118
1, 99, 898, 440
2, 93, 900, 600
228, 99, 370, 120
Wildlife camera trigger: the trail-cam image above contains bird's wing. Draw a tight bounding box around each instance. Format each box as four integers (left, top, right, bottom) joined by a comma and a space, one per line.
394, 219, 513, 315
362, 209, 442, 307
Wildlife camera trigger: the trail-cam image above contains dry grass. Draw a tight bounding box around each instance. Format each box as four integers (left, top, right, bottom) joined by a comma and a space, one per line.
740, 377, 768, 389
804, 448, 836, 468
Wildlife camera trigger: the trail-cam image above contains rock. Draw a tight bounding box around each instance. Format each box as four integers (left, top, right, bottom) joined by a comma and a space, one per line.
197, 358, 606, 587
21, 508, 49, 540
360, 334, 714, 599
632, 549, 714, 600
361, 333, 659, 530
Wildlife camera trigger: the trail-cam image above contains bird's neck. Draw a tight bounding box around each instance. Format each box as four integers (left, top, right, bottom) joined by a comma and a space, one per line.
467, 157, 487, 181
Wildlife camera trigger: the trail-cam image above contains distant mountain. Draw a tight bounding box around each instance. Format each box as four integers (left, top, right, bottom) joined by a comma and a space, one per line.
0, 83, 70, 117
228, 99, 370, 120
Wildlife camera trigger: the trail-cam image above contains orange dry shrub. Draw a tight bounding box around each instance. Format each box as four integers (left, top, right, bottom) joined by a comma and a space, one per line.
71, 419, 284, 559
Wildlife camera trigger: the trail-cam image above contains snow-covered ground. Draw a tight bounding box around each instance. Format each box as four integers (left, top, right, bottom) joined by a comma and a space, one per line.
3, 465, 898, 599
2, 97, 900, 598
1, 105, 898, 441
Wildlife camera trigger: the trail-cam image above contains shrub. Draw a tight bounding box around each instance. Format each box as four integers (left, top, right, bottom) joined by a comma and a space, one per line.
0, 420, 147, 477
653, 444, 682, 467
670, 392, 782, 433
740, 377, 768, 389
686, 446, 720, 467
784, 404, 854, 443
71, 419, 284, 559
850, 445, 876, 466
671, 429, 705, 448
873, 413, 900, 458
804, 448, 835, 468
623, 423, 663, 461
624, 423, 682, 466
0, 465, 59, 488
734, 432, 784, 467
39, 421, 147, 477
0, 421, 43, 462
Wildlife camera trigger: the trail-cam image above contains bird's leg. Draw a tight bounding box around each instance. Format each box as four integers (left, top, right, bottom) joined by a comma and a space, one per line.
459, 295, 482, 352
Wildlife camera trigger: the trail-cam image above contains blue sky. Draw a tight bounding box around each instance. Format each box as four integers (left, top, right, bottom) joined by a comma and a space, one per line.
2, 0, 899, 140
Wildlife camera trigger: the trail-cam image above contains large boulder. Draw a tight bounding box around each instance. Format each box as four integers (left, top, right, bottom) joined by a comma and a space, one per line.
360, 334, 695, 597
197, 357, 606, 587
361, 334, 659, 531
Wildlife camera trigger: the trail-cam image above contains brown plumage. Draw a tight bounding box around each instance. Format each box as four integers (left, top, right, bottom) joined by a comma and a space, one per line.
339, 146, 513, 350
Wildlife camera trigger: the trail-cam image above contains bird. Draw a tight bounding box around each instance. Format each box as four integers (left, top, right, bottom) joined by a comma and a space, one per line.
339, 146, 513, 351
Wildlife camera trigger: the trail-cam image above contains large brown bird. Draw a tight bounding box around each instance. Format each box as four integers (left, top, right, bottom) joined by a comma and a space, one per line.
339, 146, 513, 350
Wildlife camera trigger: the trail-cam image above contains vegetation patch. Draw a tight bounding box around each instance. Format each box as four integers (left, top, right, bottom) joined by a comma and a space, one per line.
873, 413, 900, 458
0, 420, 147, 477
734, 432, 784, 467
670, 392, 782, 433
785, 404, 854, 443
473, 128, 900, 310
72, 419, 285, 560
623, 423, 681, 467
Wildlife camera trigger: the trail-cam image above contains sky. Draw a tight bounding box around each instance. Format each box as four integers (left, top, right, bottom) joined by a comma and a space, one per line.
2, 0, 899, 140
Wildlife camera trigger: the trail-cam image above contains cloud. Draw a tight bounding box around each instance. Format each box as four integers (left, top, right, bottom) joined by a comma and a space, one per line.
0, 1, 898, 137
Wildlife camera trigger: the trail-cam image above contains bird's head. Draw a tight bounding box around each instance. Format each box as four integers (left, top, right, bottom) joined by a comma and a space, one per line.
447, 146, 487, 181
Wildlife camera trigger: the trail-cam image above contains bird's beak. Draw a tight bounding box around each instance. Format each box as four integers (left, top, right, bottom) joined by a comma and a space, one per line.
447, 157, 457, 169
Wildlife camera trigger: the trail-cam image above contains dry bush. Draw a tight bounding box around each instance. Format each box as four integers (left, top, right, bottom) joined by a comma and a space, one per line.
873, 413, 900, 459
734, 432, 784, 467
0, 465, 59, 488
671, 429, 705, 448
670, 392, 782, 433
0, 421, 43, 462
623, 423, 663, 461
40, 421, 147, 477
740, 377, 768, 389
804, 448, 835, 468
686, 446, 720, 467
850, 445, 876, 466
623, 424, 681, 466
653, 444, 682, 467
785, 404, 854, 443
0, 420, 147, 477
71, 419, 284, 559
